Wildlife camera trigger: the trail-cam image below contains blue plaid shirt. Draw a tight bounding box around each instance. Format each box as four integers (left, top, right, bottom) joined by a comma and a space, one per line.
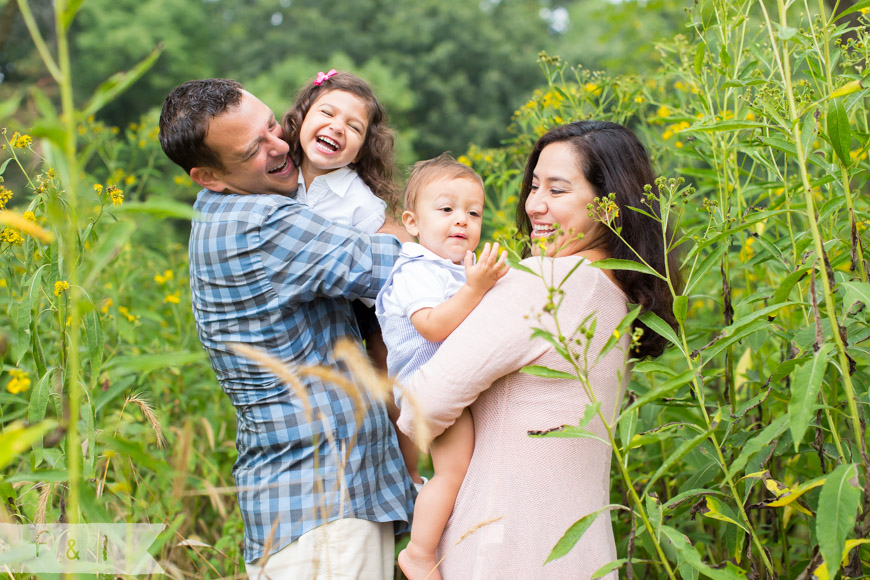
188, 189, 415, 563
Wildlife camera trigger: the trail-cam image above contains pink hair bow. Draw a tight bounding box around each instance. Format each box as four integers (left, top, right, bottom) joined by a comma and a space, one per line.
314, 69, 338, 86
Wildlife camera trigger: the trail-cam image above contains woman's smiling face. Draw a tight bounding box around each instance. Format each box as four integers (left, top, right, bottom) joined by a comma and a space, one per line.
525, 141, 604, 257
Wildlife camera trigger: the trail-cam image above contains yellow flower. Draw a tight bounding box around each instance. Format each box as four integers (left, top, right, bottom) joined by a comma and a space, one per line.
23, 211, 36, 222
0, 186, 13, 209
634, 96, 645, 104
118, 306, 138, 323
154, 269, 174, 284
675, 141, 684, 148
164, 291, 181, 304
107, 185, 124, 206
6, 369, 30, 394
657, 106, 671, 118
662, 130, 674, 140
173, 175, 192, 186
745, 112, 756, 121
54, 280, 70, 296
125, 175, 136, 186
583, 83, 602, 96
613, 329, 621, 339
674, 81, 686, 91
10, 132, 32, 149
861, 6, 868, 13
0, 227, 23, 245
100, 297, 113, 314
457, 155, 472, 167
0, 279, 6, 287
94, 183, 103, 194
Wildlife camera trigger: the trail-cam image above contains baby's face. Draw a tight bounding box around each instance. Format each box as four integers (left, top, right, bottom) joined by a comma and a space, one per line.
403, 177, 485, 264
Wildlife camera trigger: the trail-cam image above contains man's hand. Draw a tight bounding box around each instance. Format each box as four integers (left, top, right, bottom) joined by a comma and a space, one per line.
464, 242, 509, 296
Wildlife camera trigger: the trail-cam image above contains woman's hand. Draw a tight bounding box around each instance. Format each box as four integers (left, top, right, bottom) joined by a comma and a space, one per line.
464, 242, 509, 296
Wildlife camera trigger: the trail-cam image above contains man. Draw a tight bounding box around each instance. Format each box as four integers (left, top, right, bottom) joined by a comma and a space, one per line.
159, 79, 414, 579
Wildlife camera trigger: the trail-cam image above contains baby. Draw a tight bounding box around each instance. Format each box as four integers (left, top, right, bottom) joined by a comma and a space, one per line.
376, 154, 508, 580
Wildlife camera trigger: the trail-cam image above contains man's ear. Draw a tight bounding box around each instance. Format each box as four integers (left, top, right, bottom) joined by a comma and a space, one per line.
190, 166, 228, 193
402, 210, 419, 237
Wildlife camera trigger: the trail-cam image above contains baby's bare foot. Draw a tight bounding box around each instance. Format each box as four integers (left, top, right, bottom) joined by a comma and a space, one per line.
398, 543, 440, 580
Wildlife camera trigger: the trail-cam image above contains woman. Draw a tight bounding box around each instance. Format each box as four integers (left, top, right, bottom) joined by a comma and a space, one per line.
397, 120, 679, 579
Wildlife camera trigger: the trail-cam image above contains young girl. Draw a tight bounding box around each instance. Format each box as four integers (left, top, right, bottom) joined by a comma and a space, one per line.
376, 154, 509, 580
283, 69, 408, 376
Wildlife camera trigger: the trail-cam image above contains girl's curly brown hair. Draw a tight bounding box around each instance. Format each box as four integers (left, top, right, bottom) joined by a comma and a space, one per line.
283, 71, 399, 210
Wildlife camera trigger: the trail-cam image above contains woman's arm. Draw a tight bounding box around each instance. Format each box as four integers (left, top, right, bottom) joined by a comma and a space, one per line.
397, 263, 565, 446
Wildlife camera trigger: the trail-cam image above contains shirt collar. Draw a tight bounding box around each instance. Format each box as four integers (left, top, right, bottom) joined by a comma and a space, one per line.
400, 242, 471, 268
299, 166, 356, 198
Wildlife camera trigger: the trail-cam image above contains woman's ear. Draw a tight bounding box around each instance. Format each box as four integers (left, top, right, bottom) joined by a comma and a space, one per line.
190, 166, 228, 193
402, 210, 419, 237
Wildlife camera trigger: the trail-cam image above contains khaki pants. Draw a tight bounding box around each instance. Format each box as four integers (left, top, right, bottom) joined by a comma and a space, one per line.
246, 518, 395, 580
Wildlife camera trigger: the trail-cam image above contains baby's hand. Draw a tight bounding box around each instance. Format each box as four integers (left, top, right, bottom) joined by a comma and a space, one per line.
464, 242, 509, 295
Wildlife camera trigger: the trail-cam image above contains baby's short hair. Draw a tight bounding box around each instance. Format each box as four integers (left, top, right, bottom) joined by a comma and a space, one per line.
404, 153, 484, 212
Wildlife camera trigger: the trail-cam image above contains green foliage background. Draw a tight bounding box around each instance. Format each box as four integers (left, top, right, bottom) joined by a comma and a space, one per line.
1, 0, 870, 578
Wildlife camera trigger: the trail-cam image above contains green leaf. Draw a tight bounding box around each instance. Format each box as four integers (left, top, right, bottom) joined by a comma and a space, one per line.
684, 243, 728, 296
719, 44, 731, 68
545, 505, 622, 563
0, 421, 57, 471
826, 99, 851, 166
3, 470, 68, 483
788, 343, 833, 450
621, 369, 695, 416
84, 308, 104, 384
835, 1, 870, 20
15, 266, 46, 364
693, 43, 705, 76
520, 365, 575, 380
841, 281, 870, 317
702, 496, 748, 532
27, 368, 56, 424
673, 296, 688, 325
817, 464, 861, 579
81, 44, 164, 119
800, 112, 817, 158
631, 361, 677, 376
701, 319, 768, 366
103, 351, 207, 375
772, 266, 810, 304
114, 198, 197, 220
592, 560, 627, 579
643, 427, 713, 495
507, 257, 537, 276
81, 220, 137, 288
588, 258, 663, 279
61, 0, 86, 28
660, 525, 748, 580
597, 305, 641, 363
727, 414, 789, 479
639, 310, 683, 353
683, 120, 768, 133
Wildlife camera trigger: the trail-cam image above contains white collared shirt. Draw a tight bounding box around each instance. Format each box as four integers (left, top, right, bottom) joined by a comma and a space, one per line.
297, 166, 387, 234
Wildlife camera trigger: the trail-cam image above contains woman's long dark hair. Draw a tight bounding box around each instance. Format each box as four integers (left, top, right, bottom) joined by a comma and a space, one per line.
516, 120, 682, 358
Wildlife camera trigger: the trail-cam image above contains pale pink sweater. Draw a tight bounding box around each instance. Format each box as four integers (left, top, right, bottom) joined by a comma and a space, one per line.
398, 256, 629, 580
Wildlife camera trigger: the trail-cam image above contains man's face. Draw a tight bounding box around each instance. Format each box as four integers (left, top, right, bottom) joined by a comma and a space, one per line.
194, 91, 298, 196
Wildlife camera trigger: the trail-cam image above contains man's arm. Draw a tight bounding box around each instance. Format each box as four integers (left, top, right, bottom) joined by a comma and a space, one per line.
259, 200, 401, 303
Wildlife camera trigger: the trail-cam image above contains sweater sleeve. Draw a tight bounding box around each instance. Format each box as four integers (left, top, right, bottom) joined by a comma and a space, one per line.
397, 260, 578, 445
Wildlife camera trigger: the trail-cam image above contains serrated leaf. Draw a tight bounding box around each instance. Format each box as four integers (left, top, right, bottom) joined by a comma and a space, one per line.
788, 343, 833, 450
817, 464, 861, 578
694, 43, 705, 76
631, 361, 677, 376
521, 364, 575, 380
766, 477, 826, 508
683, 120, 768, 133
621, 369, 695, 416
545, 505, 621, 563
841, 281, 870, 317
507, 257, 537, 276
772, 266, 810, 304
834, 1, 870, 20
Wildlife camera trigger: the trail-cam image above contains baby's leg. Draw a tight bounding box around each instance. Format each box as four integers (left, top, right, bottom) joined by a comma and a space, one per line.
387, 397, 421, 483
399, 408, 474, 580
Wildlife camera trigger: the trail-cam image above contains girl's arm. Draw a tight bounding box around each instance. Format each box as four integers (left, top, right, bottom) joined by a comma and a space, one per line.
410, 243, 508, 342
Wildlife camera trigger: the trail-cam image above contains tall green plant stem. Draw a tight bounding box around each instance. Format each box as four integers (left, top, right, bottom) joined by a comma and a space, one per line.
760, 0, 866, 460
545, 308, 678, 580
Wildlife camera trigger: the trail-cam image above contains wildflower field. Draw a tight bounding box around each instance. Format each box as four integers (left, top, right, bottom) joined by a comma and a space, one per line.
2, 0, 870, 578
